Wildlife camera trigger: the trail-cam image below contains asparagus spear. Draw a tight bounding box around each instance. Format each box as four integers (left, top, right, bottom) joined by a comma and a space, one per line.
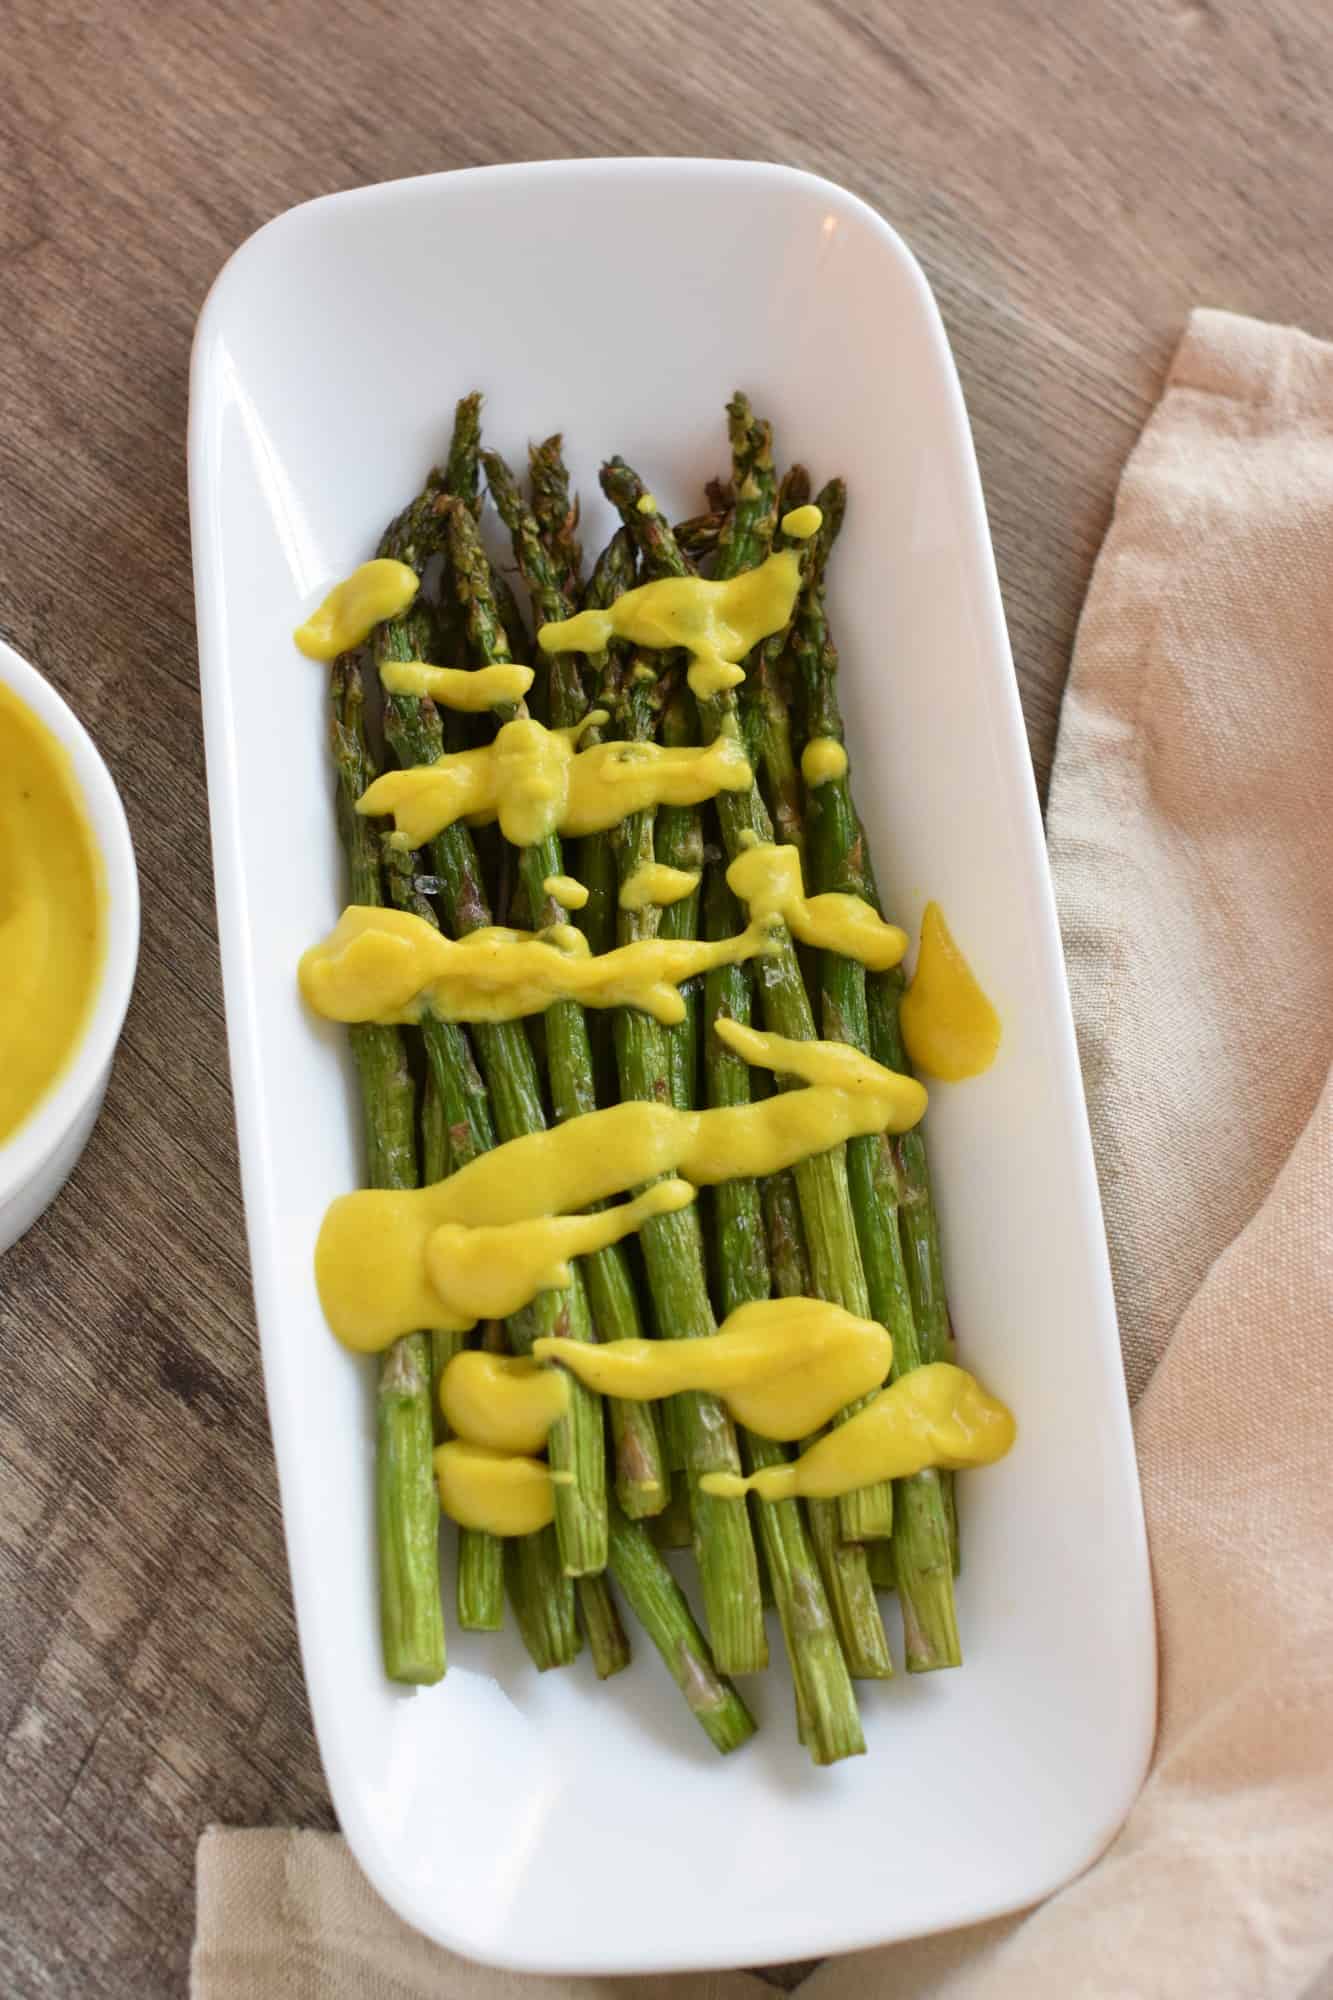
867, 962, 960, 1574
555, 498, 766, 1652
650, 1475, 694, 1550
611, 824, 770, 1676
443, 391, 484, 516
744, 463, 812, 855
329, 657, 444, 1685
601, 413, 893, 1543
794, 480, 960, 1671
673, 509, 726, 562
702, 866, 866, 1763
417, 1070, 457, 1433
607, 1502, 756, 1755
370, 498, 607, 1580
580, 512, 765, 1674
452, 479, 667, 1522
572, 529, 637, 1111
383, 840, 505, 1631
507, 1533, 580, 1670
529, 433, 584, 603
757, 1148, 894, 1679
576, 1571, 632, 1679
653, 684, 705, 1115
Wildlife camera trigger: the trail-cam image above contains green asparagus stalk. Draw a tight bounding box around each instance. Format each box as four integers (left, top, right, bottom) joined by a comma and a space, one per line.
673, 509, 726, 562
382, 842, 505, 1631
654, 684, 705, 1114
443, 391, 483, 514
757, 1141, 894, 1680
794, 480, 959, 1671
851, 792, 957, 1386
417, 1071, 457, 1432
370, 498, 606, 1580
607, 1502, 756, 1755
650, 1474, 694, 1549
866, 964, 959, 1574
529, 433, 584, 603
417, 1061, 504, 1630
329, 657, 444, 1685
573, 526, 638, 902
454, 478, 668, 1522
570, 505, 768, 1659
507, 1533, 580, 1670
601, 415, 893, 1543
866, 970, 952, 1365
744, 463, 811, 855
866, 1539, 897, 1591
702, 866, 866, 1763
573, 529, 637, 1109
576, 1572, 632, 1679
607, 692, 767, 1669
563, 504, 768, 1671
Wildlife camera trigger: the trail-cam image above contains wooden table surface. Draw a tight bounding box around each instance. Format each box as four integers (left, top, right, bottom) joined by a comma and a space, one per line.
3, 1, 1330, 1990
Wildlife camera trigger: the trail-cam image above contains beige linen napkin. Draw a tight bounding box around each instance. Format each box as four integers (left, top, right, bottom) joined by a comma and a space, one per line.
193, 308, 1333, 2000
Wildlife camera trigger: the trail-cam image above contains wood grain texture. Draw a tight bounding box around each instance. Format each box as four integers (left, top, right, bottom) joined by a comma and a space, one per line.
2, 0, 1331, 1991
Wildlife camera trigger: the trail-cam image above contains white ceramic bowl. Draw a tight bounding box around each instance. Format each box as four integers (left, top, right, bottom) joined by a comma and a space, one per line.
189, 159, 1153, 1975
0, 638, 139, 1252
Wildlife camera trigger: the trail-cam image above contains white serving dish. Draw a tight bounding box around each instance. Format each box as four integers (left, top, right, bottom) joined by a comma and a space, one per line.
188, 159, 1154, 1975
0, 638, 139, 1252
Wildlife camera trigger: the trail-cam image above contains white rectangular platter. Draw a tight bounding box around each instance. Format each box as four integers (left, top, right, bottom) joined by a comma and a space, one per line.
188, 158, 1154, 1975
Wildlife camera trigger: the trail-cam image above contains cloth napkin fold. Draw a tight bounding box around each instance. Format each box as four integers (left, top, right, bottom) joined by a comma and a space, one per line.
193, 308, 1333, 2000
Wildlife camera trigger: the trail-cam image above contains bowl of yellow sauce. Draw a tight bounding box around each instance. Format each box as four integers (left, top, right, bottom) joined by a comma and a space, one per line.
0, 638, 138, 1252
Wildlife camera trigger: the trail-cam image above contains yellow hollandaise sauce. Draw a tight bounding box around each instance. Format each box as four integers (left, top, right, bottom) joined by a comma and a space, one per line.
542, 873, 589, 910
357, 716, 753, 849
800, 737, 849, 788
293, 560, 419, 660
701, 1363, 1015, 1502
534, 1298, 892, 1442
0, 684, 105, 1144
536, 542, 812, 700
900, 902, 1002, 1081
422, 1180, 694, 1332
727, 841, 906, 971
618, 861, 700, 912
433, 1441, 562, 1537
379, 659, 534, 710
299, 904, 771, 1029
780, 503, 823, 541
441, 1353, 571, 1456
315, 1021, 927, 1351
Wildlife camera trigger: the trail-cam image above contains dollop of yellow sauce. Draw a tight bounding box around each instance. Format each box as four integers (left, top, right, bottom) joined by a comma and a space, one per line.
299, 904, 771, 1029
535, 1298, 891, 1442
357, 717, 753, 849
293, 560, 419, 660
618, 861, 700, 912
433, 1441, 561, 1536
441, 1353, 571, 1456
542, 873, 588, 910
780, 503, 823, 541
0, 684, 105, 1144
315, 1022, 926, 1352
701, 1363, 1015, 1502
800, 736, 849, 788
900, 901, 1002, 1081
423, 1181, 695, 1333
636, 492, 658, 516
537, 547, 806, 699
727, 842, 907, 970
379, 659, 534, 710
